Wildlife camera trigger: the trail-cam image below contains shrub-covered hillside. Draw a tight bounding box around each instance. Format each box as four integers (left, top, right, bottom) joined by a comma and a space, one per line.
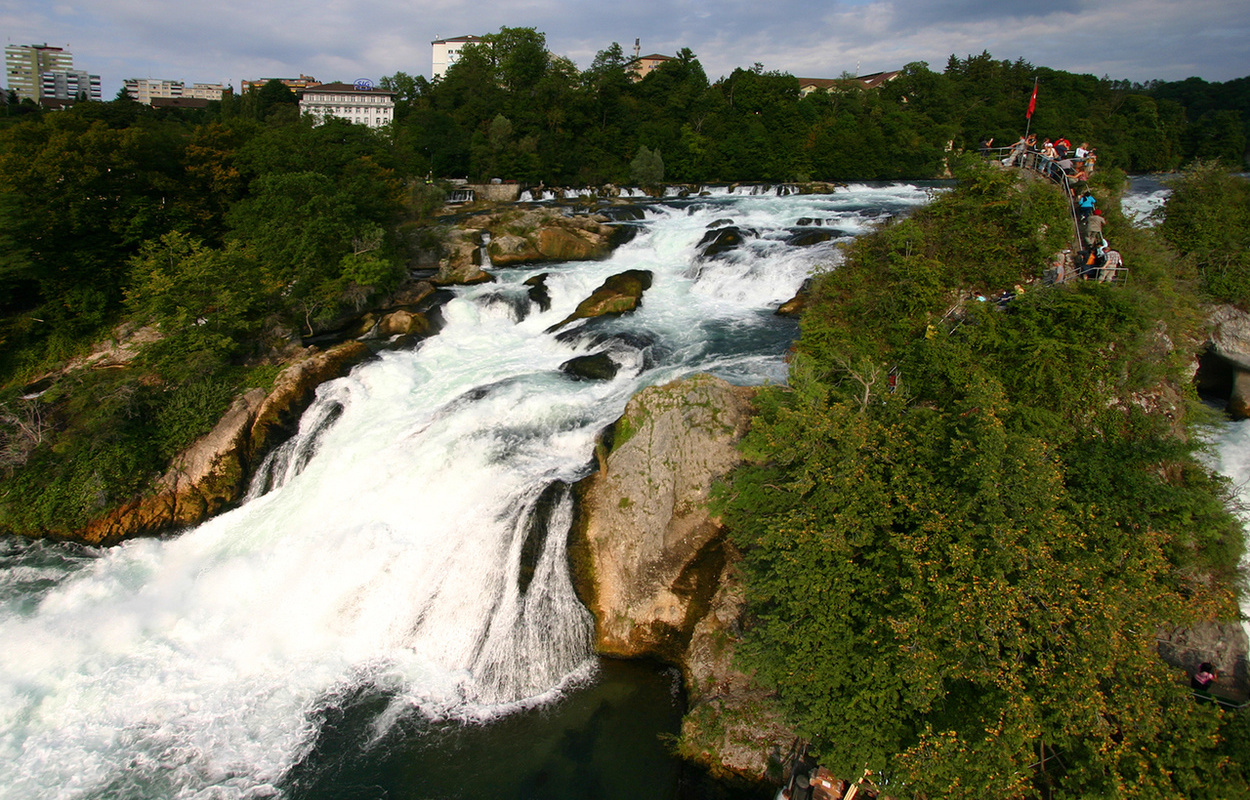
720, 160, 1249, 799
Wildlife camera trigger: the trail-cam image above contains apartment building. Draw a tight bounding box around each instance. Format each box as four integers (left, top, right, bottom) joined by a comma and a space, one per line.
40, 70, 101, 102
124, 78, 226, 104
5, 43, 85, 102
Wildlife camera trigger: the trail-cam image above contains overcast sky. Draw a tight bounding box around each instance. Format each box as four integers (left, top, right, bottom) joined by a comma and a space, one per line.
5, 0, 1249, 98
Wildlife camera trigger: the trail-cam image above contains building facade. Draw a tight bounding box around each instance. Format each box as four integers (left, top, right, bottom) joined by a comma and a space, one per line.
298, 82, 395, 128
241, 74, 320, 94
40, 70, 101, 102
5, 43, 75, 101
431, 35, 483, 80
628, 53, 673, 81
124, 78, 225, 104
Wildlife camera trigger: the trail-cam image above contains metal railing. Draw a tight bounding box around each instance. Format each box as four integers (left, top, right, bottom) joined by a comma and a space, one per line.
982, 145, 1127, 285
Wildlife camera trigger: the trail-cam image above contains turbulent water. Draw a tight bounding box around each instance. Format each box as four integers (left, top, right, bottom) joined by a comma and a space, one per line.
0, 185, 937, 800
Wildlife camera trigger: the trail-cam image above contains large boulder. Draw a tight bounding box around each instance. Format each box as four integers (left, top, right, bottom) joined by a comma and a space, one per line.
572, 373, 792, 782
574, 373, 755, 657
546, 269, 653, 333
432, 228, 495, 286
247, 342, 371, 460
1207, 304, 1250, 371
74, 342, 371, 545
486, 209, 620, 267
696, 226, 753, 260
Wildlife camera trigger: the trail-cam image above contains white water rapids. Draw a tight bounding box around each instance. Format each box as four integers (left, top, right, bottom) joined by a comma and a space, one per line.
0, 185, 937, 800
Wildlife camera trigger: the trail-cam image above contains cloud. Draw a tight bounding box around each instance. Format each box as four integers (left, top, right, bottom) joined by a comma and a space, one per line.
3, 0, 1246, 98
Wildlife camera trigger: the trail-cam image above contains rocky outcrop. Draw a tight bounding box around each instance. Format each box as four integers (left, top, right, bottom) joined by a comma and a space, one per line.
74, 341, 371, 545
1206, 304, 1250, 417
546, 269, 653, 333
572, 373, 792, 781
432, 228, 496, 286
776, 279, 812, 318
697, 226, 754, 260
432, 209, 622, 286
1157, 621, 1250, 695
560, 352, 620, 381
680, 563, 794, 782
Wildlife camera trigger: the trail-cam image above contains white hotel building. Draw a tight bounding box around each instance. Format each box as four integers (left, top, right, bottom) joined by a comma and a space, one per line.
298, 82, 395, 128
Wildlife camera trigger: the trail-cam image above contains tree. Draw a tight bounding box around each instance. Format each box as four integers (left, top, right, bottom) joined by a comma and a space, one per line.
1159, 162, 1250, 307
630, 145, 664, 188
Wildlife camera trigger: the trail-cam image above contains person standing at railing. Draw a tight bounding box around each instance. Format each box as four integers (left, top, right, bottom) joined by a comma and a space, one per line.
1078, 191, 1097, 220
979, 136, 994, 156
1003, 135, 1028, 167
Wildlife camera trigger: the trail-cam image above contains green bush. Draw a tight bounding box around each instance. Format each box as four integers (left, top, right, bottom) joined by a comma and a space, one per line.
720, 167, 1247, 798
1159, 162, 1250, 308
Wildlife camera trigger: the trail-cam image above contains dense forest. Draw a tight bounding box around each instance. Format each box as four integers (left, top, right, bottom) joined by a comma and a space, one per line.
719, 159, 1250, 798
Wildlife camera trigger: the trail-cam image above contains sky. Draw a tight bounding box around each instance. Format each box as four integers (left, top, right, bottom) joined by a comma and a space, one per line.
5, 0, 1249, 98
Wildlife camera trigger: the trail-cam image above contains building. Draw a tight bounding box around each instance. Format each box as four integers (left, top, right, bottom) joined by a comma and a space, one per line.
431, 35, 483, 80
185, 83, 226, 101
797, 70, 901, 96
124, 78, 182, 104
241, 74, 320, 94
298, 82, 395, 128
628, 53, 674, 81
5, 43, 76, 101
124, 78, 225, 104
40, 70, 101, 102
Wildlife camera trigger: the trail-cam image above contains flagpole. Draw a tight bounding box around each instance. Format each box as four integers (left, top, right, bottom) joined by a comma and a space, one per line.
1025, 77, 1038, 138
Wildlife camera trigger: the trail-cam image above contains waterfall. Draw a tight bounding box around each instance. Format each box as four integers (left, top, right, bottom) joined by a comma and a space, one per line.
0, 185, 938, 800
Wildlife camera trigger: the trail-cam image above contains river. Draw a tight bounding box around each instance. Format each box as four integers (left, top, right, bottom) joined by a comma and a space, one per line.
0, 184, 939, 800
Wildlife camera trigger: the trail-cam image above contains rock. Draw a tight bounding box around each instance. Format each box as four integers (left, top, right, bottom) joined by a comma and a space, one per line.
73, 341, 373, 545
487, 231, 542, 266
248, 342, 371, 461
572, 373, 792, 781
786, 229, 835, 247
76, 389, 267, 545
432, 228, 495, 285
375, 309, 431, 338
384, 280, 436, 309
573, 373, 755, 657
559, 352, 619, 381
1231, 369, 1250, 419
546, 269, 653, 333
480, 208, 620, 268
680, 560, 793, 783
1206, 304, 1250, 372
536, 226, 605, 262
1157, 622, 1249, 695
776, 279, 812, 317
524, 273, 552, 312
697, 226, 753, 259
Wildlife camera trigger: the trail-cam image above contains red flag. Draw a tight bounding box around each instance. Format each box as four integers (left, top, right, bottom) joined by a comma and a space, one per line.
1026, 81, 1038, 119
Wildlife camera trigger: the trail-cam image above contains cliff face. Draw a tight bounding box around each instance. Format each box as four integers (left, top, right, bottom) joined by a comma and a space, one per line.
572, 373, 792, 781
74, 342, 371, 545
